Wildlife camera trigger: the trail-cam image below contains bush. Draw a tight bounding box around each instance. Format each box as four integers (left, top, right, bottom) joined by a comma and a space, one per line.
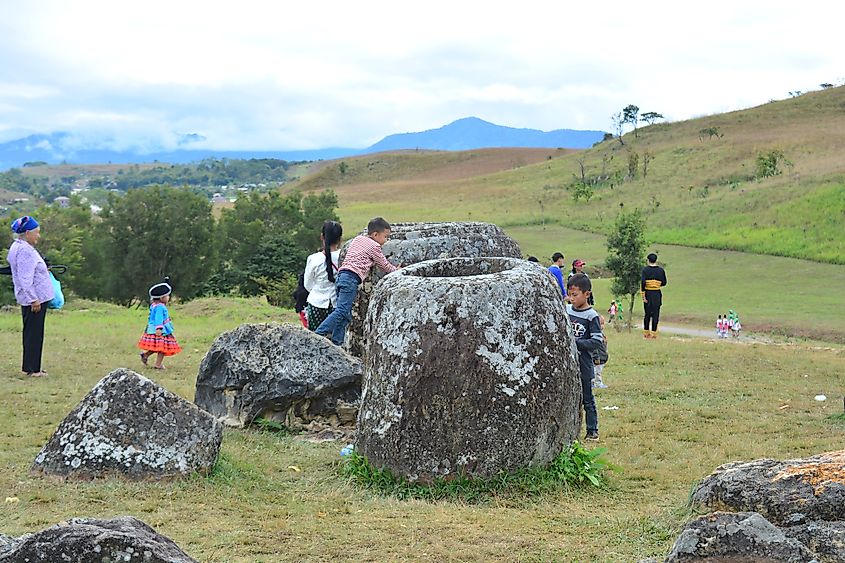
756, 149, 791, 179
256, 273, 299, 309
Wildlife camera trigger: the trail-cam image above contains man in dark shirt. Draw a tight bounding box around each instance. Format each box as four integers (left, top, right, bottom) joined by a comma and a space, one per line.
641, 253, 667, 339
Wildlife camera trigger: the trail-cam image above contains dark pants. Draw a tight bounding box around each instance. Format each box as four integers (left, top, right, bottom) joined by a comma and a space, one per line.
21, 304, 47, 373
643, 291, 662, 331
581, 375, 598, 434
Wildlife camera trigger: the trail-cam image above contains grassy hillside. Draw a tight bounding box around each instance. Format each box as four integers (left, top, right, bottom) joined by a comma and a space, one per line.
508, 226, 845, 343
290, 87, 845, 264
1, 298, 843, 561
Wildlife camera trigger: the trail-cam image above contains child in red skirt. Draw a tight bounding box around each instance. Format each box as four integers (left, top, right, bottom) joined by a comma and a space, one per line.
138, 280, 182, 369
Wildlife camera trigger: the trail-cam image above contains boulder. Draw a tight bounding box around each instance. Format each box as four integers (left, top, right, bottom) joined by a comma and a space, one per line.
782, 520, 845, 562
356, 257, 580, 482
32, 369, 222, 480
0, 516, 197, 562
194, 323, 363, 428
664, 511, 815, 562
342, 221, 522, 357
691, 449, 845, 525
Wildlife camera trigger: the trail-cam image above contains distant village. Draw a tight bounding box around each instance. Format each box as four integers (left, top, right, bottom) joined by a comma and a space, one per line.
1, 158, 298, 215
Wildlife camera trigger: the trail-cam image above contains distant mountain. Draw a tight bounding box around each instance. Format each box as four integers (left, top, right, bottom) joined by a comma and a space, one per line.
363, 117, 606, 153
0, 133, 358, 171
0, 118, 607, 170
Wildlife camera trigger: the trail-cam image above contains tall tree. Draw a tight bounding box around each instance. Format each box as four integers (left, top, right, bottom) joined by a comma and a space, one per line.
605, 209, 647, 330
640, 111, 664, 126
96, 185, 216, 304
610, 112, 625, 146
622, 105, 640, 138
212, 189, 339, 297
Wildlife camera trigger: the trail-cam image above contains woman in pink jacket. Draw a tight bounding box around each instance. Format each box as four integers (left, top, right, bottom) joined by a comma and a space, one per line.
7, 216, 54, 377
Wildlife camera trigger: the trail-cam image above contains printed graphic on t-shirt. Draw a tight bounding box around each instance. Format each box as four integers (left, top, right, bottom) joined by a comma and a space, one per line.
572, 323, 586, 338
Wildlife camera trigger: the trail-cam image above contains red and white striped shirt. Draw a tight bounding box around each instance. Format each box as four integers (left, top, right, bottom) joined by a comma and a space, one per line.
340, 235, 398, 281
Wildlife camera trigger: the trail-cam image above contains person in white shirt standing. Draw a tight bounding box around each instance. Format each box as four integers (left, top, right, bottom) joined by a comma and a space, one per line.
303, 221, 343, 331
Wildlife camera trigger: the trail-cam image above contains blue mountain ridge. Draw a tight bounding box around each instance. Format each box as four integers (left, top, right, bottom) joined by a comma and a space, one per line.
0, 118, 607, 170
364, 117, 606, 153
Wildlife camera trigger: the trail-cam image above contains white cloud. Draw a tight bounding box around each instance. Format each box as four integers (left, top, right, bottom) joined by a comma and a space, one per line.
0, 0, 843, 149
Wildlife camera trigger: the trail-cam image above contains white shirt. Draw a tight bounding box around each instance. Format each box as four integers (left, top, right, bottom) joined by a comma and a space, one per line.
304, 250, 340, 308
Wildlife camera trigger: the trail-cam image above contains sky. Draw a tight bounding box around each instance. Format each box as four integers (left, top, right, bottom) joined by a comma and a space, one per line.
0, 0, 842, 152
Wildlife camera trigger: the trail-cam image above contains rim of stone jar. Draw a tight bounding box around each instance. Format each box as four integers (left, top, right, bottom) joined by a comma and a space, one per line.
396, 256, 536, 279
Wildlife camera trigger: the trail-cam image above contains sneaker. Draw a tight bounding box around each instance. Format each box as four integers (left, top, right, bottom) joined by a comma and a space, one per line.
584, 432, 599, 442
595, 382, 609, 389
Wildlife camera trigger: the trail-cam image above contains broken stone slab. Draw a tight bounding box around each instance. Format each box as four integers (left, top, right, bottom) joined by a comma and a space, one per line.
0, 516, 197, 562
691, 449, 845, 525
194, 323, 363, 428
664, 511, 816, 562
32, 368, 222, 480
356, 257, 581, 483
341, 221, 522, 357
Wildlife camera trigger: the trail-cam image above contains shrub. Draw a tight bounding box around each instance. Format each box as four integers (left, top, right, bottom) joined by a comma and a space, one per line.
755, 149, 791, 180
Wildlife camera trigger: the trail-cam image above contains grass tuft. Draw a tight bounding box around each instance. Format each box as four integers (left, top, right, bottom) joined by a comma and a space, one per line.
253, 417, 296, 436
342, 441, 612, 502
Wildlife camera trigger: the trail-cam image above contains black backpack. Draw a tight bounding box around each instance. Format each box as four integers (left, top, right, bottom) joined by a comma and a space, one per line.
292, 271, 309, 313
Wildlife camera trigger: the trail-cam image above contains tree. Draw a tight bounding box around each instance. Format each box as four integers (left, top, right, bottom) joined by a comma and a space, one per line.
95, 185, 216, 305
820, 83, 835, 89
627, 151, 639, 180
641, 151, 654, 178
27, 197, 95, 294
610, 112, 625, 146
605, 209, 647, 331
622, 104, 640, 138
640, 111, 664, 126
295, 190, 340, 251
211, 189, 339, 298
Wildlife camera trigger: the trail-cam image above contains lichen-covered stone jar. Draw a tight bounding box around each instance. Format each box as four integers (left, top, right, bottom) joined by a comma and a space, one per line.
342, 221, 522, 358
355, 257, 581, 483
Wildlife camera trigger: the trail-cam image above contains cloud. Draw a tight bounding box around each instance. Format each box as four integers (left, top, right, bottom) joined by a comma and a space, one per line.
0, 0, 843, 150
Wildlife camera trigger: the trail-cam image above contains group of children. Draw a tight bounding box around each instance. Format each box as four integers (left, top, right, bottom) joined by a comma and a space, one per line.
716, 310, 742, 338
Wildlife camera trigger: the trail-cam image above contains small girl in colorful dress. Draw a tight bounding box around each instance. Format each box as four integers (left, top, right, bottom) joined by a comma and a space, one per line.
138, 280, 182, 369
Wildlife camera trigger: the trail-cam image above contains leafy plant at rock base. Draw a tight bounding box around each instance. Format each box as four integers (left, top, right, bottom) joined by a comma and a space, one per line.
254, 417, 295, 436
342, 441, 612, 502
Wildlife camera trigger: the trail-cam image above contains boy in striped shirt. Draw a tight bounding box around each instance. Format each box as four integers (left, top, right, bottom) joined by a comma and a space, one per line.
315, 217, 399, 345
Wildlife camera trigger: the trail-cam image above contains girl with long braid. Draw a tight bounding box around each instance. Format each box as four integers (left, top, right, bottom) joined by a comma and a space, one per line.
303, 221, 343, 330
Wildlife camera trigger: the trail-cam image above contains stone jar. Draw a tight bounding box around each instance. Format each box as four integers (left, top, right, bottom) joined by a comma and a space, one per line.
341, 221, 522, 358
355, 257, 581, 483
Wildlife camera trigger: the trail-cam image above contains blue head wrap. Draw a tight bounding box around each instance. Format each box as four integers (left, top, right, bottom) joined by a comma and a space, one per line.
11, 216, 39, 234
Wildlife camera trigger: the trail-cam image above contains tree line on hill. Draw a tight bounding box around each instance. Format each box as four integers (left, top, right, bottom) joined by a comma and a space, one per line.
0, 158, 302, 202
0, 185, 338, 307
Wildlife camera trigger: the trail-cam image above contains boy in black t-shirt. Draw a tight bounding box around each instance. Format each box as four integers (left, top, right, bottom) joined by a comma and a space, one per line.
566, 273, 604, 442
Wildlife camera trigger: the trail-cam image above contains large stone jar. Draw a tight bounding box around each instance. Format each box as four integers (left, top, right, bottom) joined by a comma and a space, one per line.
356, 257, 581, 483
342, 221, 522, 357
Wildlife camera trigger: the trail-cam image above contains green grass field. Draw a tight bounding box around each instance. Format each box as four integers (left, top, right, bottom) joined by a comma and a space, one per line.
1, 298, 843, 561
505, 225, 845, 343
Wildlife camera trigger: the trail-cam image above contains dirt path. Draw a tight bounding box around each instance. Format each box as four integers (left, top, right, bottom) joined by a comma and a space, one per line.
657, 324, 844, 353
659, 324, 758, 341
